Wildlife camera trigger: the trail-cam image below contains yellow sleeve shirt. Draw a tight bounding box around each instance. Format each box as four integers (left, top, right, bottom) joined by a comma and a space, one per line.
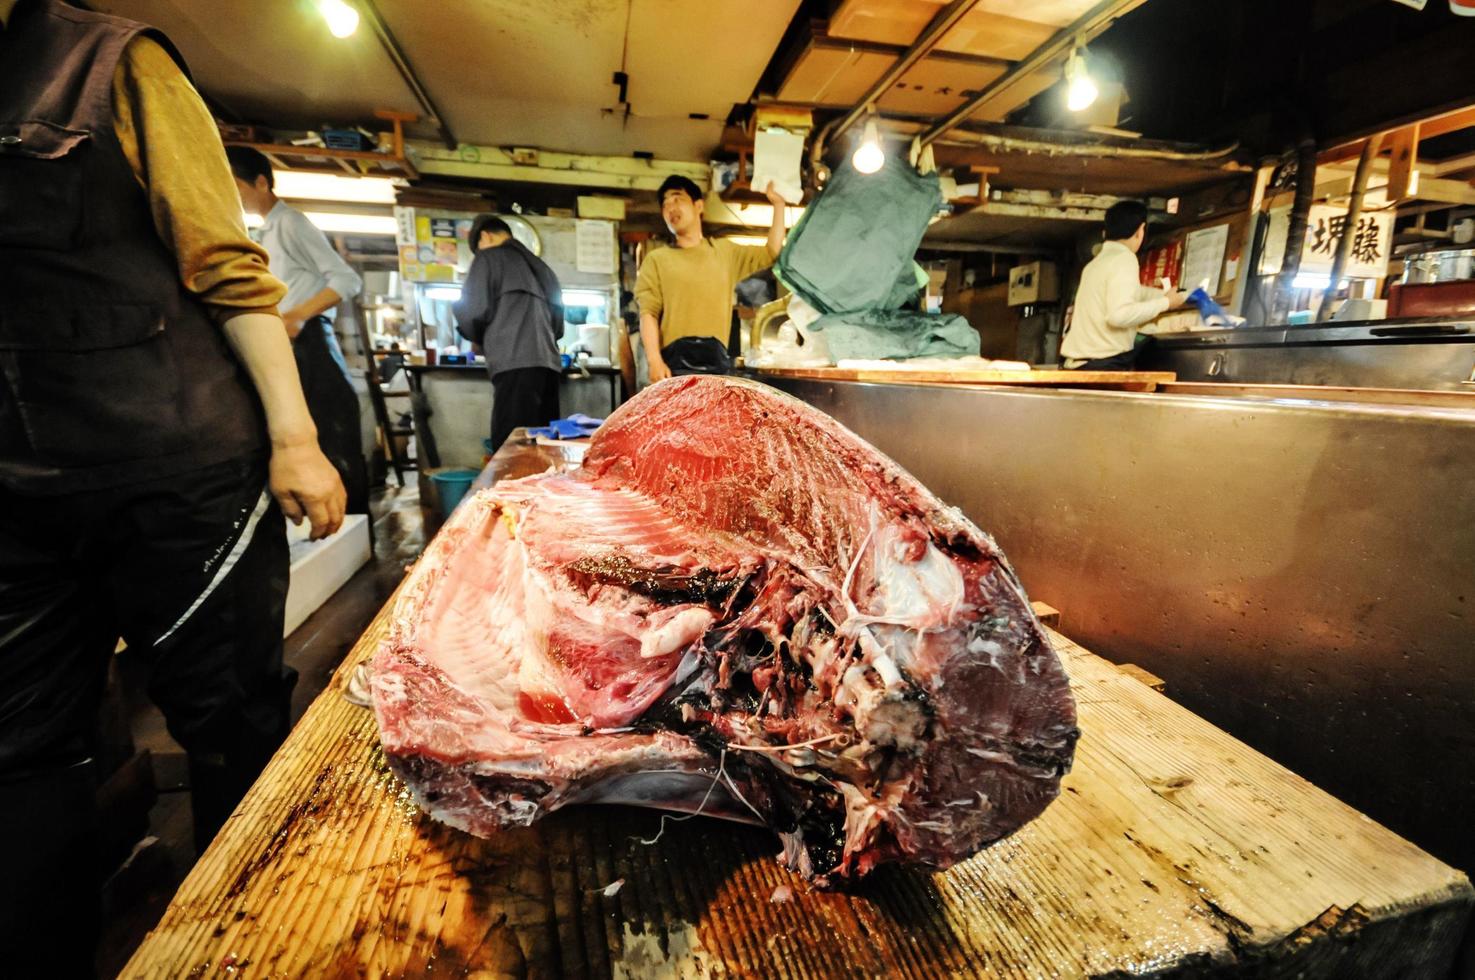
110, 36, 286, 325
635, 238, 773, 348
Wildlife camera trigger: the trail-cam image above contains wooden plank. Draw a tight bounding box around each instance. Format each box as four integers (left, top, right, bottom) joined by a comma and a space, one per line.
123, 599, 1472, 977
1385, 124, 1420, 203
1114, 663, 1166, 693
1028, 600, 1060, 629
758, 366, 1176, 391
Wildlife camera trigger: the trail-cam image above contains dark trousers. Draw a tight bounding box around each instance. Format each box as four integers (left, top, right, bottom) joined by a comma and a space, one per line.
295, 316, 367, 514
1064, 348, 1139, 371
0, 456, 294, 975
489, 367, 562, 454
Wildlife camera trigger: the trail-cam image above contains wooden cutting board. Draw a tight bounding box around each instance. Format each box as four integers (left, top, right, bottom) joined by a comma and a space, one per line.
122, 599, 1472, 978
757, 367, 1176, 392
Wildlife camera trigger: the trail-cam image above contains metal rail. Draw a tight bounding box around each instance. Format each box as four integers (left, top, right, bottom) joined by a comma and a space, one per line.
358, 0, 457, 150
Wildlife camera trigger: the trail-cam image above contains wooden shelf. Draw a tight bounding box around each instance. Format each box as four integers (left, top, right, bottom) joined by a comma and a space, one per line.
223, 110, 419, 179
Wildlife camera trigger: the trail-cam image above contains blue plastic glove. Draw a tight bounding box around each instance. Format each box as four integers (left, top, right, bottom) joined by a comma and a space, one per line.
1185, 287, 1247, 328
527, 414, 605, 440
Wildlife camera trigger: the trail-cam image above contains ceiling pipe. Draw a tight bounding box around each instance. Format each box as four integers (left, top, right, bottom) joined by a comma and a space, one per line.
358, 0, 458, 150
915, 0, 1152, 150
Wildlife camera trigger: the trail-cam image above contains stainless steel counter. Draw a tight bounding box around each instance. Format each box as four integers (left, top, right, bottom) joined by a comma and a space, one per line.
766, 376, 1475, 875
1140, 319, 1475, 390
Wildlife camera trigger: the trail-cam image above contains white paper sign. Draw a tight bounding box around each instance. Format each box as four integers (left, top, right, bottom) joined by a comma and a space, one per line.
574, 219, 616, 275
1260, 204, 1393, 280
394, 206, 417, 246
1183, 223, 1230, 295
751, 128, 805, 205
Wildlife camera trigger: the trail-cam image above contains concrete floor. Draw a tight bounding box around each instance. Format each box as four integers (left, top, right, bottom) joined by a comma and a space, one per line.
97, 483, 427, 976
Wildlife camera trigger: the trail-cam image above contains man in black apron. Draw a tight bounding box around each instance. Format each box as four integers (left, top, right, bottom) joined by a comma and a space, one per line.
0, 0, 345, 968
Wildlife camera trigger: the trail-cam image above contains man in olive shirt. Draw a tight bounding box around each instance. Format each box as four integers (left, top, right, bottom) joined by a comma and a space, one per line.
636, 175, 788, 380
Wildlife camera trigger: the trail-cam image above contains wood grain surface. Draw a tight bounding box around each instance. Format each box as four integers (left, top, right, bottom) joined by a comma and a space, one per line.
123, 601, 1472, 978
756, 367, 1177, 392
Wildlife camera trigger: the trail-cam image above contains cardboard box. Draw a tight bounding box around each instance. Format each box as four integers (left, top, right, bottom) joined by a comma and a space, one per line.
1007, 261, 1059, 306
577, 196, 627, 221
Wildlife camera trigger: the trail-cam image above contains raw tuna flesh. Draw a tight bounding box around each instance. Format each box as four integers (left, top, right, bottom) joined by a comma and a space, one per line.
371, 376, 1078, 882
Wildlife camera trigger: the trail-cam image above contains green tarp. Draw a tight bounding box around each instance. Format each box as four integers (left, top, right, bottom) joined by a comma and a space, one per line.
809, 310, 980, 361
774, 157, 978, 361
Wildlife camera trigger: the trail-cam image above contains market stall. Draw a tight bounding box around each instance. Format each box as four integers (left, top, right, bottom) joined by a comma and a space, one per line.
14, 0, 1475, 972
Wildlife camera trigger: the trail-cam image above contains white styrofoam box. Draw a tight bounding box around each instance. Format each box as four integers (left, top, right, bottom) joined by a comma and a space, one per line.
284, 513, 372, 636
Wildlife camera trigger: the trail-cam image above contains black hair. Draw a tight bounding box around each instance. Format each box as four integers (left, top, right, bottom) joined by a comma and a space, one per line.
1104, 200, 1148, 241
225, 146, 274, 190
657, 174, 703, 205
468, 214, 512, 252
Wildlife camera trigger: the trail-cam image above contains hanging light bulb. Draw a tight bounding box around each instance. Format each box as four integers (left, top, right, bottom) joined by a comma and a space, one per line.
318, 0, 360, 38
852, 111, 886, 175
1065, 47, 1098, 113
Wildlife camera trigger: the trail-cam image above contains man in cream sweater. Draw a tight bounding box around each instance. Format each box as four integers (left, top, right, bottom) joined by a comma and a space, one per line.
1060, 201, 1188, 370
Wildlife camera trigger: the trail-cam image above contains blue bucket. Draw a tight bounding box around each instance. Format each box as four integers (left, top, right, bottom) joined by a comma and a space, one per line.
429, 469, 479, 518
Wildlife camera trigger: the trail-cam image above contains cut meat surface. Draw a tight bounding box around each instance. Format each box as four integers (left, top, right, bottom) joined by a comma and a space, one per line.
372, 376, 1078, 882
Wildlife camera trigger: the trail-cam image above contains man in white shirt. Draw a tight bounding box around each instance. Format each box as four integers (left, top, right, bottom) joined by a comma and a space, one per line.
229, 146, 368, 512
1060, 201, 1187, 370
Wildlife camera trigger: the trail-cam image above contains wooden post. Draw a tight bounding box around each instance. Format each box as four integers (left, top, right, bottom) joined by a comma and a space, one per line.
1317, 133, 1382, 322
1385, 124, 1421, 203
1233, 163, 1277, 320
1271, 136, 1318, 325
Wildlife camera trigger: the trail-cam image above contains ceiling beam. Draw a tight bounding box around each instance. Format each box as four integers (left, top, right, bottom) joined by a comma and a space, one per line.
988, 187, 1160, 212
1321, 105, 1475, 164
964, 200, 1105, 223
1432, 152, 1475, 178
410, 141, 708, 193
826, 0, 983, 146
359, 0, 457, 150
916, 0, 1153, 149
1413, 177, 1475, 207
918, 239, 1057, 255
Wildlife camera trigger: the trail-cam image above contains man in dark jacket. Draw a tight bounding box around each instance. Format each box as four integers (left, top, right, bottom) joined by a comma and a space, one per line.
454, 216, 564, 452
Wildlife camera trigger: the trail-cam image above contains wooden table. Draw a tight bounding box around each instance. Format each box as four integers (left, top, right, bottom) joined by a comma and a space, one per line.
757, 366, 1177, 392
124, 601, 1472, 978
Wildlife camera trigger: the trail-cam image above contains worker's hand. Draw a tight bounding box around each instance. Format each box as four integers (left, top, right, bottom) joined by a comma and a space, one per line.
280, 314, 305, 339
269, 440, 346, 540
649, 357, 673, 383
764, 180, 788, 208
1164, 289, 1191, 309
